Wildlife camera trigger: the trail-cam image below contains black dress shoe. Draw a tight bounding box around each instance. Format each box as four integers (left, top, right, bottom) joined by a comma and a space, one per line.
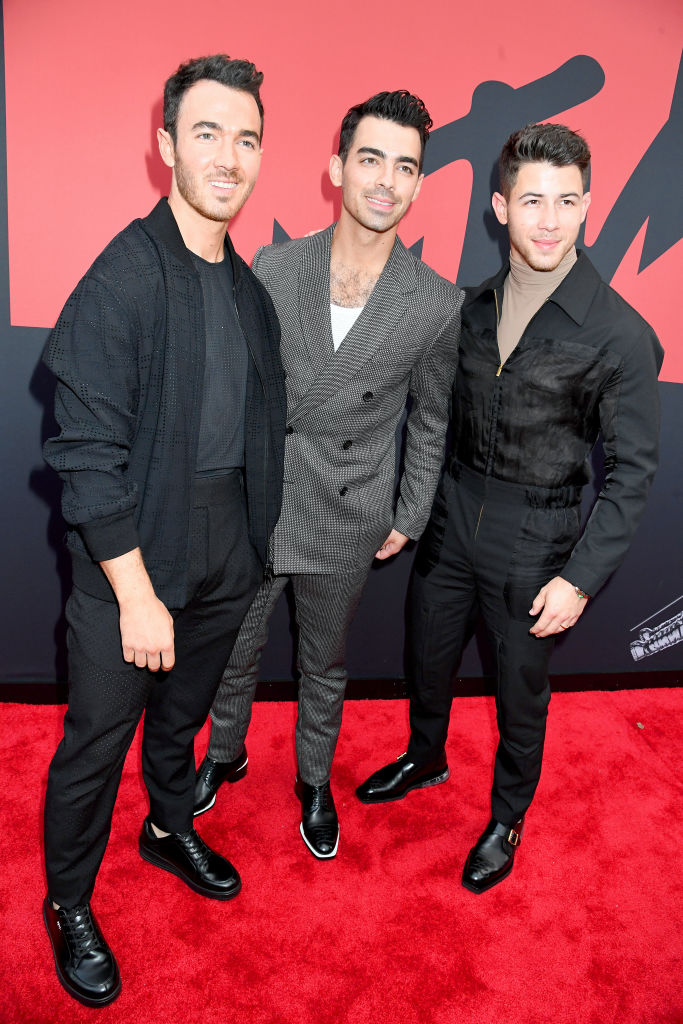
296, 777, 339, 859
193, 747, 248, 817
461, 816, 525, 894
355, 751, 449, 804
43, 897, 121, 1008
139, 818, 241, 900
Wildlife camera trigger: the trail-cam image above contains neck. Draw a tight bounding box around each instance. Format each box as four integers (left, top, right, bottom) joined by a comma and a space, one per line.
167, 190, 228, 262
508, 247, 577, 289
331, 212, 396, 275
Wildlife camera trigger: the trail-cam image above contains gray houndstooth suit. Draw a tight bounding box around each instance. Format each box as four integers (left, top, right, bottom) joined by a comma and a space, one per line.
208, 225, 463, 783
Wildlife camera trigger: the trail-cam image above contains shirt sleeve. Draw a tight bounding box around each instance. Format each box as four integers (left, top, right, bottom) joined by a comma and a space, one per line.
561, 324, 664, 596
393, 296, 462, 539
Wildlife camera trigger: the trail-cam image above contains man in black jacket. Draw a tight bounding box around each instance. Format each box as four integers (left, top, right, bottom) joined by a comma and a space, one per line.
41, 56, 285, 1007
357, 124, 663, 893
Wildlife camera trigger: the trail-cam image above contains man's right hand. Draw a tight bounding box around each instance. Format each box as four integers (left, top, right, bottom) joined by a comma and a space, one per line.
100, 547, 175, 671
119, 594, 175, 671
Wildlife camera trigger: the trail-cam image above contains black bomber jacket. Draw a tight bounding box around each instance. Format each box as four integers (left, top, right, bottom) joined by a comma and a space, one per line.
453, 251, 664, 597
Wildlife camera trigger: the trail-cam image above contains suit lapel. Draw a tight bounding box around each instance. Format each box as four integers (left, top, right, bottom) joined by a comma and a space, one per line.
297, 226, 335, 377
288, 235, 417, 424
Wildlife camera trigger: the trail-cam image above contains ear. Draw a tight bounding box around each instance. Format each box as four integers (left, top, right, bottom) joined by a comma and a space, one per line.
157, 128, 175, 169
410, 173, 425, 205
491, 191, 508, 225
329, 154, 343, 188
580, 190, 591, 223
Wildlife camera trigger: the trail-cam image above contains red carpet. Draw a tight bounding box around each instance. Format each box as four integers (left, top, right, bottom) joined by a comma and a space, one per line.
1, 690, 681, 1024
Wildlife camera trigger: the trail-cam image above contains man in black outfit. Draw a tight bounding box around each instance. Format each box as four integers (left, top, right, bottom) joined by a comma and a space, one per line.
357, 124, 663, 893
41, 56, 285, 1006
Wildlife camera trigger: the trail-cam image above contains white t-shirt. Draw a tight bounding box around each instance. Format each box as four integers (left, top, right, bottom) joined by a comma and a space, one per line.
330, 302, 364, 351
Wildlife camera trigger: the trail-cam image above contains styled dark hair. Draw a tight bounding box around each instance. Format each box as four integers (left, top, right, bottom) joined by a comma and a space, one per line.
164, 55, 264, 143
338, 90, 433, 171
498, 123, 591, 197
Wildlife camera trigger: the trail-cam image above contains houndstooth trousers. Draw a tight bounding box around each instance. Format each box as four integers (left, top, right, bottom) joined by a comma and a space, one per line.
208, 566, 371, 785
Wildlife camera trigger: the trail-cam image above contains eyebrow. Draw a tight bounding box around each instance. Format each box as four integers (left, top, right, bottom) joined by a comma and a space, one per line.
518, 191, 582, 199
191, 121, 261, 142
357, 146, 419, 168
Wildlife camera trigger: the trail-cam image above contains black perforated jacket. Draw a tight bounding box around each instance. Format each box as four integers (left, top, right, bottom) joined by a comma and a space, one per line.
43, 199, 286, 606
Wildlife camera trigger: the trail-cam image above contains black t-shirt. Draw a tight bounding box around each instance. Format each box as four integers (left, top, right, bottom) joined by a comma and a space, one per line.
191, 250, 248, 472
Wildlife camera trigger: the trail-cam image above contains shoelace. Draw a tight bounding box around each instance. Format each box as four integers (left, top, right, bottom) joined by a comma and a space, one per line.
203, 761, 225, 786
175, 829, 212, 871
202, 757, 242, 786
310, 785, 333, 813
59, 905, 101, 957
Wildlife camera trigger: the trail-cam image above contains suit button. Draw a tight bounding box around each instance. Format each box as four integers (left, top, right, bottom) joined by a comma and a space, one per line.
339, 486, 348, 496
286, 426, 294, 434
362, 391, 374, 402
342, 440, 353, 450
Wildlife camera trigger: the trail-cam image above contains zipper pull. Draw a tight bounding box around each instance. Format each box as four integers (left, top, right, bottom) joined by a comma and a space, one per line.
496, 363, 503, 377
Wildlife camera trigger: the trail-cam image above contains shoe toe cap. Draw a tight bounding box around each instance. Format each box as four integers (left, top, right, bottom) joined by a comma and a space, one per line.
206, 854, 241, 888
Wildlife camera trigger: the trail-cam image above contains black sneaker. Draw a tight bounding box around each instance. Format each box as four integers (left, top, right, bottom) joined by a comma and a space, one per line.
139, 818, 242, 900
43, 897, 121, 1007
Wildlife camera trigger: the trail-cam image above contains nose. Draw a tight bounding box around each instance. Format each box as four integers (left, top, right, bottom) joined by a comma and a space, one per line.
375, 164, 395, 192
214, 136, 238, 171
537, 200, 558, 231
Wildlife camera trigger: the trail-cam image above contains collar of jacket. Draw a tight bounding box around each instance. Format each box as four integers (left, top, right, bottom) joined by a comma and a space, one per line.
311, 222, 418, 290
463, 249, 602, 327
140, 197, 244, 284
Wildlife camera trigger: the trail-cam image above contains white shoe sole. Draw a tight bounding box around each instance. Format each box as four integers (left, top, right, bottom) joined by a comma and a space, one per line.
193, 754, 248, 818
193, 794, 216, 817
300, 822, 340, 859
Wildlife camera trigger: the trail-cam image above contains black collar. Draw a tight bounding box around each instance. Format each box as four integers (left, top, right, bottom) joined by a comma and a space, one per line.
140, 198, 243, 283
464, 250, 602, 326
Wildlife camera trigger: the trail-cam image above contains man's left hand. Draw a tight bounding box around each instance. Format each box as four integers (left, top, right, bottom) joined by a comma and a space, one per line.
529, 576, 588, 637
375, 529, 409, 560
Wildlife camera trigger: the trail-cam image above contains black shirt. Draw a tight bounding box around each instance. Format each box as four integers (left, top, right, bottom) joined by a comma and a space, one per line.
453, 251, 664, 596
192, 250, 248, 472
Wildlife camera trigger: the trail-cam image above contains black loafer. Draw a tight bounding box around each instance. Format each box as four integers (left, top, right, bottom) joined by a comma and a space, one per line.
43, 897, 121, 1008
461, 816, 524, 894
139, 818, 241, 900
193, 747, 248, 817
296, 777, 339, 859
355, 751, 449, 804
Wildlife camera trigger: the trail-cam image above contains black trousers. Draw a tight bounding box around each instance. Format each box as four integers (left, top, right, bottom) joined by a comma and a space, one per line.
406, 462, 581, 824
44, 472, 261, 908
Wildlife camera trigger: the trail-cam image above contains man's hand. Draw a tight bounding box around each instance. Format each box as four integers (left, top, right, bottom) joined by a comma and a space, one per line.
375, 529, 409, 561
529, 576, 588, 637
119, 594, 175, 671
100, 548, 175, 671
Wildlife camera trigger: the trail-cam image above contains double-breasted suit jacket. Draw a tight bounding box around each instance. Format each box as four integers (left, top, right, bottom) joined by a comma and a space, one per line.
252, 225, 463, 575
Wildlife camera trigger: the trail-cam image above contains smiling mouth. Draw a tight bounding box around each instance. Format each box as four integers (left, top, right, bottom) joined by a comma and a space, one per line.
365, 195, 395, 209
532, 241, 561, 252
210, 180, 239, 190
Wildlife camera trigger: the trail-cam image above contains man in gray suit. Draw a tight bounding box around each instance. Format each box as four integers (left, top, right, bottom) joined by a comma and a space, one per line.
195, 91, 462, 858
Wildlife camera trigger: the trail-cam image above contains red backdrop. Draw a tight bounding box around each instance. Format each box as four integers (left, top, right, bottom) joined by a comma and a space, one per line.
4, 0, 682, 381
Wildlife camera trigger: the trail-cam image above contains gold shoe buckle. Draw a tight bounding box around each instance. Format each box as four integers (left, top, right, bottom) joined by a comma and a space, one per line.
506, 827, 521, 847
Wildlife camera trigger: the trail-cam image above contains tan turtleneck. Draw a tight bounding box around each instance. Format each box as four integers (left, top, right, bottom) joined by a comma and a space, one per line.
497, 248, 577, 366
